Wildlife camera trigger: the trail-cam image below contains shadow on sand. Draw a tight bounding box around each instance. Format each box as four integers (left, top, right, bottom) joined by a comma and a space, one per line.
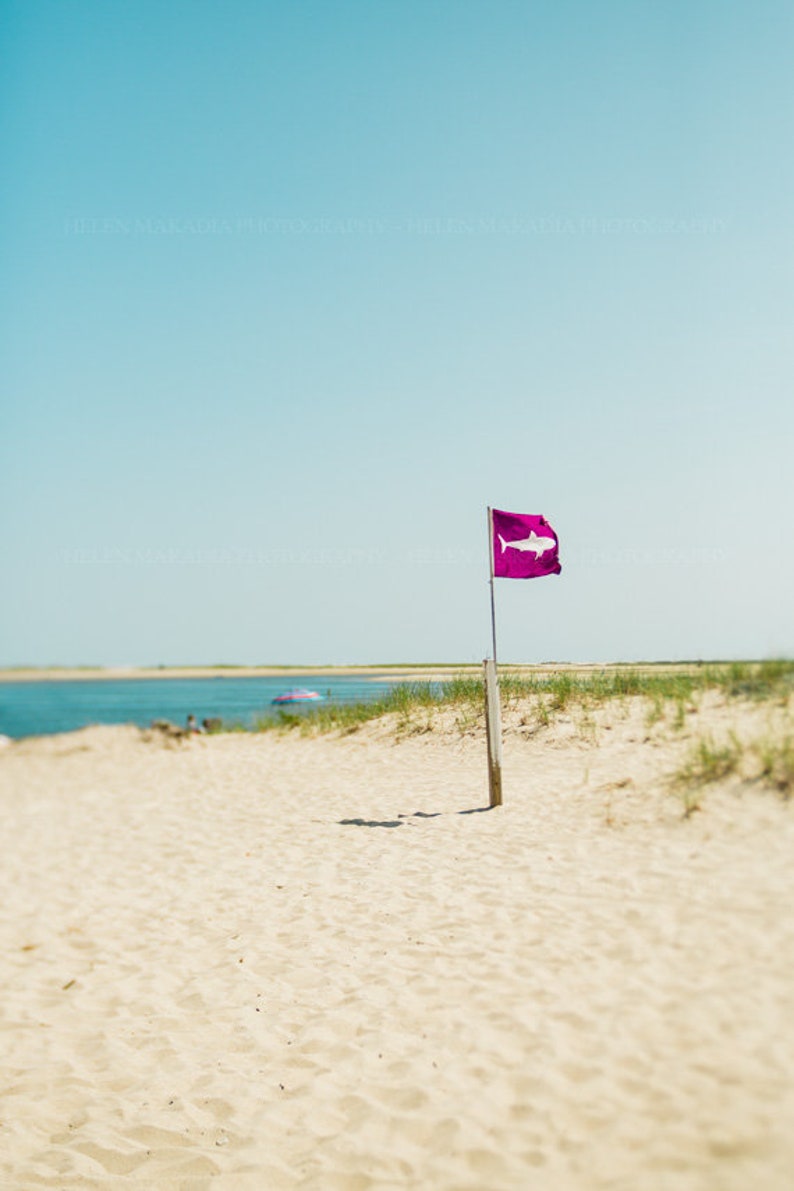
338, 806, 494, 828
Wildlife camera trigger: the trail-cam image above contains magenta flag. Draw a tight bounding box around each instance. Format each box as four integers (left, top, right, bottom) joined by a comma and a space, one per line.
491, 508, 561, 579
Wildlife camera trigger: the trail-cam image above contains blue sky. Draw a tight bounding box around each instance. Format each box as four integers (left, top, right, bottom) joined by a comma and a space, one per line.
2, 0, 792, 665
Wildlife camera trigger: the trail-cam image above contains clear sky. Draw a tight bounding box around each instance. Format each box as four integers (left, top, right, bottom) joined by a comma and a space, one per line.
2, 0, 792, 666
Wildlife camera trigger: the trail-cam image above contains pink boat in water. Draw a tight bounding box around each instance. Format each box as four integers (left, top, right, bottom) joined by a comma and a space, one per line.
271, 689, 324, 705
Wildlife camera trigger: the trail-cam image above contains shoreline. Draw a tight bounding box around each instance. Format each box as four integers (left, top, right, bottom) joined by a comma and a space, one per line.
0, 664, 481, 684
0, 660, 729, 684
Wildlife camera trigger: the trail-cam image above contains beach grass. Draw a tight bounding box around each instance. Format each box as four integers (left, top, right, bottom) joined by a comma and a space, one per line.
753, 732, 794, 798
668, 723, 794, 813
253, 681, 443, 735
671, 732, 745, 815
242, 660, 794, 738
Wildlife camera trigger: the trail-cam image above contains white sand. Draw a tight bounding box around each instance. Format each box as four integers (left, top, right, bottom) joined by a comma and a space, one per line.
1, 696, 793, 1190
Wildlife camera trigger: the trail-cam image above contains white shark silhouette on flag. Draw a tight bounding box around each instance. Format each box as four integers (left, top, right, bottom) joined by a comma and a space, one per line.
491, 509, 561, 579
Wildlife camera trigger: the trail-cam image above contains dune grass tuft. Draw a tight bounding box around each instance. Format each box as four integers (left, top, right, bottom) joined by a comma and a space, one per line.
753, 734, 794, 798
670, 733, 744, 817
674, 733, 744, 787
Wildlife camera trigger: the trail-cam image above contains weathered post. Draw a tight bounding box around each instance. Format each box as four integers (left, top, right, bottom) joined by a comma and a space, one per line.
483, 657, 503, 807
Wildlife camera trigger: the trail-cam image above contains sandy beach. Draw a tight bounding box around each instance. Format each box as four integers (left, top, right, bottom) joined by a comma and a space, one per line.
2, 693, 793, 1190
0, 666, 472, 684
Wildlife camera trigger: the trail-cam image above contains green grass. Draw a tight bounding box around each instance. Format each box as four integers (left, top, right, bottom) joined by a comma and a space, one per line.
753, 734, 794, 798
674, 733, 744, 787
669, 724, 794, 813
209, 660, 794, 738
252, 681, 444, 736
670, 733, 744, 817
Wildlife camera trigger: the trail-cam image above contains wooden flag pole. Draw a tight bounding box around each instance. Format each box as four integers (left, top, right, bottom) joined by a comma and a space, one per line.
484, 658, 503, 807
485, 507, 503, 807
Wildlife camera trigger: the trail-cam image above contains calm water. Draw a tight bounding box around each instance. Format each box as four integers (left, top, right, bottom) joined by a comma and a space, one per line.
0, 675, 401, 739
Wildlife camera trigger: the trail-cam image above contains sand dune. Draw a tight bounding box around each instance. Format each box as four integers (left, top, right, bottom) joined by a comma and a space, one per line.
1, 695, 793, 1189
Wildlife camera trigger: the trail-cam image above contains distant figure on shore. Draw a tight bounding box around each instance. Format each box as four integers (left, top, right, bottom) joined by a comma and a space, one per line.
186, 715, 204, 734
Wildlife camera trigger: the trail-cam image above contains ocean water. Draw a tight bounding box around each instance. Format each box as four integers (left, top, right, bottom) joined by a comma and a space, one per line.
0, 675, 401, 739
